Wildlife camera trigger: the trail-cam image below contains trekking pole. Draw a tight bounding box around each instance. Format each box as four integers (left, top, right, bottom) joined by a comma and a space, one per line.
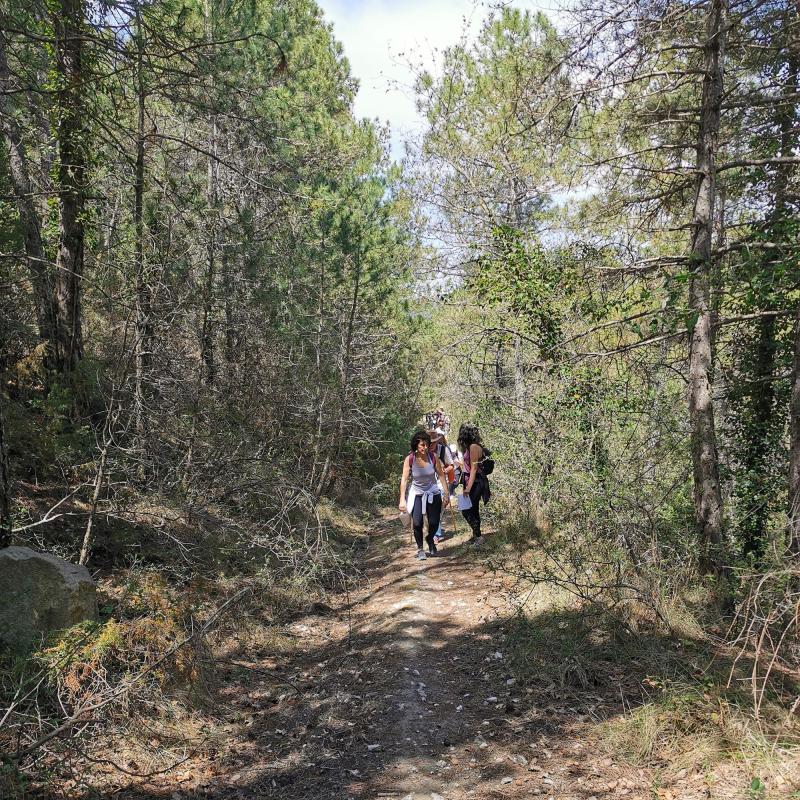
449, 498, 458, 534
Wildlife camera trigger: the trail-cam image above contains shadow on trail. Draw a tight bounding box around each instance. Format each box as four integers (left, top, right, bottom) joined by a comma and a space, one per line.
65, 536, 754, 800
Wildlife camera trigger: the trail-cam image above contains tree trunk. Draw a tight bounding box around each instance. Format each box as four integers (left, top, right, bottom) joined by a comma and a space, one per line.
784, 1, 800, 559
52, 0, 87, 373
0, 31, 57, 361
200, 0, 218, 387
79, 393, 117, 564
789, 308, 800, 558
0, 395, 10, 548
514, 334, 525, 412
709, 182, 725, 359
222, 249, 236, 367
314, 250, 362, 500
492, 337, 504, 405
310, 255, 327, 492
315, 249, 362, 501
79, 422, 112, 565
740, 315, 777, 559
687, 0, 726, 572
744, 3, 798, 560
133, 5, 151, 441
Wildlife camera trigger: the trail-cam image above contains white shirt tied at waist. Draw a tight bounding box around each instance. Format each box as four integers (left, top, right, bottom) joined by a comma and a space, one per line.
407, 482, 441, 516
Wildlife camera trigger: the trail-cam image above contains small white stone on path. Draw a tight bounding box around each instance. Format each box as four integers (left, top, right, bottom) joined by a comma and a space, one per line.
501, 777, 514, 784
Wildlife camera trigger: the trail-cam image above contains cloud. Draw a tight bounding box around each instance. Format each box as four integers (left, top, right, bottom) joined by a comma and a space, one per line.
318, 0, 569, 160
318, 0, 487, 160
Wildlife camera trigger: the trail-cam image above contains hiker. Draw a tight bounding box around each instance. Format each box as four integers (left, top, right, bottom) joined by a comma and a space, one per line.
429, 428, 455, 543
399, 430, 451, 559
449, 441, 462, 487
424, 409, 439, 431
458, 423, 491, 545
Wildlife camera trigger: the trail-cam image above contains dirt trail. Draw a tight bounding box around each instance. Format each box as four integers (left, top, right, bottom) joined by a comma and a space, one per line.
191, 515, 642, 800
116, 514, 753, 800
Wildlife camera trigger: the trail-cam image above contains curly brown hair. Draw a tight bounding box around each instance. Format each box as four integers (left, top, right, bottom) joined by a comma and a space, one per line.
409, 429, 431, 454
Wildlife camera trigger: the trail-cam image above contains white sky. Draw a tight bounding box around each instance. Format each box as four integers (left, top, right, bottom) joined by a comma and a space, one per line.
317, 0, 563, 161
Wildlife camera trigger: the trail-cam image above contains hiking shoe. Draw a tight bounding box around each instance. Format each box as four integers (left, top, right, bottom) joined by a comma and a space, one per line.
469, 536, 483, 547
428, 543, 438, 556
416, 549, 427, 560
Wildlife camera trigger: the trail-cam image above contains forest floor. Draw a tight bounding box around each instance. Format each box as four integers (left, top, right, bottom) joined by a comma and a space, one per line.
72, 510, 799, 800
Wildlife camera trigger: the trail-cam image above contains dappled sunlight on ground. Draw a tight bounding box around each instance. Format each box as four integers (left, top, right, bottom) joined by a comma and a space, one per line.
65, 515, 800, 800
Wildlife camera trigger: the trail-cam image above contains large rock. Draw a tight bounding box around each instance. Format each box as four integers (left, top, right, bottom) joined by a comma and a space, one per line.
0, 546, 98, 652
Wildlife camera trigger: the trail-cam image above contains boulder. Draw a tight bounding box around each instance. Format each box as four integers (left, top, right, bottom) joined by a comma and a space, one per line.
0, 546, 98, 652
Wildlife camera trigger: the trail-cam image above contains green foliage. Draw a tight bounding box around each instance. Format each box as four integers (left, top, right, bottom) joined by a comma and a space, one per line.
748, 777, 767, 800
36, 619, 121, 685
0, 760, 27, 800
2, 0, 418, 551
415, 7, 571, 244
722, 249, 796, 560
470, 226, 571, 355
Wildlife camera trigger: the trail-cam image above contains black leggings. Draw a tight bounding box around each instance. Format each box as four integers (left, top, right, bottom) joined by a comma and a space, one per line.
461, 481, 482, 538
411, 494, 442, 550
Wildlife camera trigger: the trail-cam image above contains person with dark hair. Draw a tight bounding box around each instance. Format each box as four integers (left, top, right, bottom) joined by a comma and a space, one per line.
457, 423, 490, 545
399, 430, 451, 559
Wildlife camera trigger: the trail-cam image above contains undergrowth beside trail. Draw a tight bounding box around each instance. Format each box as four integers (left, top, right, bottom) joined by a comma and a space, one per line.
483, 522, 800, 792
0, 501, 378, 799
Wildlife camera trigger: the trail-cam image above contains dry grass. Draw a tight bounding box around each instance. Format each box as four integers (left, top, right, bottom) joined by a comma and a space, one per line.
494, 544, 800, 792
316, 498, 374, 537
599, 683, 729, 768
598, 679, 800, 800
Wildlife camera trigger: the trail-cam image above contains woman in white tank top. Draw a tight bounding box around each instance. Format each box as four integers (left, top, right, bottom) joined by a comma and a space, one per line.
399, 430, 451, 559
